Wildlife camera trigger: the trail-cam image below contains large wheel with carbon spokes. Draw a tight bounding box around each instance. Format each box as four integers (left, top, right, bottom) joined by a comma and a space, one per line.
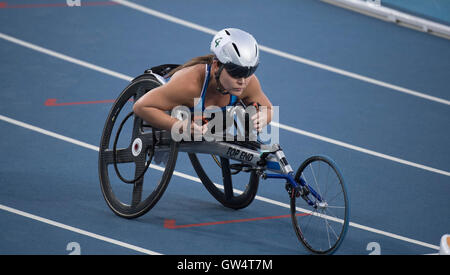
98, 74, 178, 219
290, 155, 349, 254
188, 151, 260, 210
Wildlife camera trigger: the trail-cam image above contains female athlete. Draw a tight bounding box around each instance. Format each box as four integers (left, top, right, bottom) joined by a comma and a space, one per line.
133, 28, 273, 138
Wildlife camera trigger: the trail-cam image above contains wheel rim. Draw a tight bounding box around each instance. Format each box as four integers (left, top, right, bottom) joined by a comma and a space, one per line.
98, 76, 178, 218
291, 155, 349, 254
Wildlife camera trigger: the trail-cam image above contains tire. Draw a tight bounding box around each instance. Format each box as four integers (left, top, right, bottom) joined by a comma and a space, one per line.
290, 155, 349, 254
98, 74, 178, 219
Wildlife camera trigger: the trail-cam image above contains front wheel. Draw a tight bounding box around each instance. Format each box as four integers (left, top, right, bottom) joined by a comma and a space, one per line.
290, 155, 349, 254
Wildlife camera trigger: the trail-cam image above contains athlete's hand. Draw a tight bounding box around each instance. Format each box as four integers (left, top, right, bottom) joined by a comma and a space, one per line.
249, 103, 270, 132
172, 117, 207, 141
191, 116, 208, 137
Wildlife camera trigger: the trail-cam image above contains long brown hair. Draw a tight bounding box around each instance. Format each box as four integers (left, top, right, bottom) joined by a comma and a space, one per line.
166, 54, 215, 77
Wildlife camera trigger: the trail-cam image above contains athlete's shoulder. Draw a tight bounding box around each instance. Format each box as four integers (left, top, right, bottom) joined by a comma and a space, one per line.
171, 64, 205, 82
168, 64, 206, 94
163, 64, 202, 93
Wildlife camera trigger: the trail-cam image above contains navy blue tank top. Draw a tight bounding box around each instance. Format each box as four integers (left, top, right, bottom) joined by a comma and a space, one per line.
164, 64, 237, 113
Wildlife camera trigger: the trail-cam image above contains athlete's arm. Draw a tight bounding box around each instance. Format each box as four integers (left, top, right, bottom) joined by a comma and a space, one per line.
241, 75, 273, 132
133, 65, 205, 133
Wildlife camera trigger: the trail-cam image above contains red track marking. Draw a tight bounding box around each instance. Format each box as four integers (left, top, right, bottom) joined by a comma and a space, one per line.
44, 98, 134, 106
45, 98, 118, 106
164, 213, 310, 229
0, 1, 118, 9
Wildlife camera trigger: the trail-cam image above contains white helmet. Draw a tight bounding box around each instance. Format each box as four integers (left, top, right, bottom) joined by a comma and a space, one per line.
210, 28, 259, 78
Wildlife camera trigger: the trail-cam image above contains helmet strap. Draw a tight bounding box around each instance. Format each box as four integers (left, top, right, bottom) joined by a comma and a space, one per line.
214, 64, 229, 95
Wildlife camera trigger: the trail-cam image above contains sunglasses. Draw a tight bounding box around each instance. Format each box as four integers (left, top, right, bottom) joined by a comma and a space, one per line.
223, 62, 258, 79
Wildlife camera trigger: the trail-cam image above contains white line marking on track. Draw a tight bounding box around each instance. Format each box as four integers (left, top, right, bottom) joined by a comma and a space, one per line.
0, 114, 99, 152
0, 33, 447, 177
272, 122, 450, 177
0, 204, 162, 255
215, 184, 441, 251
0, 114, 440, 252
252, 195, 440, 251
111, 0, 450, 106
0, 32, 133, 82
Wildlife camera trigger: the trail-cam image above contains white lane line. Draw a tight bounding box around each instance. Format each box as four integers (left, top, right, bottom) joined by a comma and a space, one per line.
0, 33, 448, 176
111, 0, 450, 106
218, 184, 440, 251
251, 195, 440, 251
347, 221, 440, 251
0, 114, 440, 251
0, 115, 99, 152
112, 0, 217, 35
272, 122, 450, 177
0, 32, 133, 82
0, 204, 162, 255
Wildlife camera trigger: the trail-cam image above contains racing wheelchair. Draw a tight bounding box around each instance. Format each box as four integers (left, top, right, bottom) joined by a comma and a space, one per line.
98, 65, 350, 254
